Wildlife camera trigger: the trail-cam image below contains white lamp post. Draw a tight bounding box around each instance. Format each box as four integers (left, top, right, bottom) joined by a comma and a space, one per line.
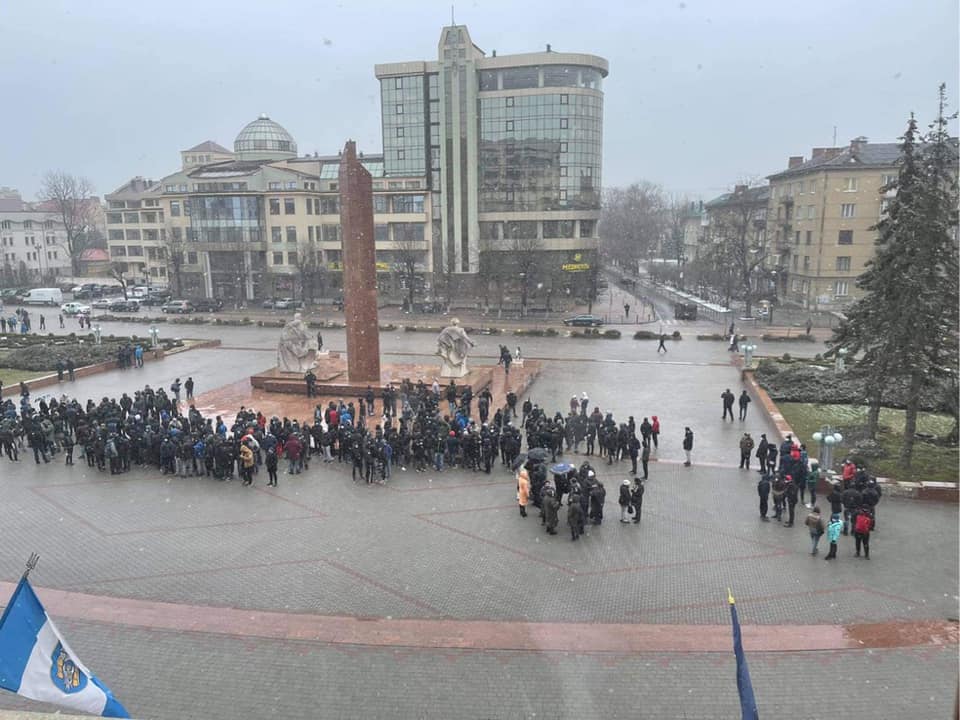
94, 324, 102, 345
743, 342, 758, 367
149, 325, 159, 348
813, 426, 843, 469
835, 347, 848, 372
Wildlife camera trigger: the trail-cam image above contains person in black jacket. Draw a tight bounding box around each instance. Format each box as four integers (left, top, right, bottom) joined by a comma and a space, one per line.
755, 434, 769, 473
682, 427, 694, 466
567, 492, 583, 540
542, 488, 560, 535
631, 478, 645, 525
841, 484, 862, 535
826, 482, 844, 516
862, 479, 881, 531
784, 476, 798, 527
640, 441, 650, 480
757, 474, 771, 521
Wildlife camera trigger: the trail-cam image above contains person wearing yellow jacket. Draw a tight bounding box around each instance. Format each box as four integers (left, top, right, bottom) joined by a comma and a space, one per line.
516, 468, 530, 518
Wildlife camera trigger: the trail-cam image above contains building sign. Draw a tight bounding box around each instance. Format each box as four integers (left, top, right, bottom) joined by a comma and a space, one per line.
327, 261, 393, 272
562, 252, 591, 273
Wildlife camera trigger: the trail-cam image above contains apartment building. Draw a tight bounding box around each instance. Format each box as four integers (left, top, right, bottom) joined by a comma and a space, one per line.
0, 188, 75, 283
766, 138, 899, 309
104, 177, 167, 285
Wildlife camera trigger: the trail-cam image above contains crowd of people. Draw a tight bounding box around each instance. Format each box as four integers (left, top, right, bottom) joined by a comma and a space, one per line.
753, 433, 881, 560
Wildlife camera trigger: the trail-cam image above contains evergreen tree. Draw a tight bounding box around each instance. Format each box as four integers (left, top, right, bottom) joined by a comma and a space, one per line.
830, 86, 958, 467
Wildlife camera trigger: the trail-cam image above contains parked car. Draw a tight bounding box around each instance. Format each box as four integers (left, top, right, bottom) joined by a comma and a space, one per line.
261, 298, 277, 309
108, 298, 140, 312
91, 297, 115, 310
60, 301, 92, 316
140, 292, 171, 306
21, 288, 64, 306
161, 300, 194, 314
273, 297, 303, 310
562, 314, 604, 327
191, 298, 224, 313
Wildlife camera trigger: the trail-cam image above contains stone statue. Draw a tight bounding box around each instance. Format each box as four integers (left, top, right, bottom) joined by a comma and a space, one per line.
436, 318, 475, 378
277, 312, 317, 373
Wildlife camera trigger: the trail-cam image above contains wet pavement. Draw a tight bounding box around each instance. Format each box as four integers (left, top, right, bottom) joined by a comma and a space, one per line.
0, 322, 955, 719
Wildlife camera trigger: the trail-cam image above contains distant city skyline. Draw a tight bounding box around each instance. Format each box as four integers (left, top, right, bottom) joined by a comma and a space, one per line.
0, 0, 956, 200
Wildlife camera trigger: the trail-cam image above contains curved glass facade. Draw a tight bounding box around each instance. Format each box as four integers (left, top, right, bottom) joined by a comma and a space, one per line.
478, 91, 602, 212
479, 65, 604, 92
188, 196, 264, 243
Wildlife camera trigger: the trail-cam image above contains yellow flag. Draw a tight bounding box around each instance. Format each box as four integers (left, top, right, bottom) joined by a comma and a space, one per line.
727, 587, 735, 605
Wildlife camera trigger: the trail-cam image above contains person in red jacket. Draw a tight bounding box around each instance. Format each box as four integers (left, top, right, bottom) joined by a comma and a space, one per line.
650, 416, 660, 449
284, 434, 303, 475
853, 505, 874, 558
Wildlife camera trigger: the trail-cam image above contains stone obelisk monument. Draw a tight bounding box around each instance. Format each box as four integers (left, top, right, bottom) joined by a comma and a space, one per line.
338, 140, 381, 383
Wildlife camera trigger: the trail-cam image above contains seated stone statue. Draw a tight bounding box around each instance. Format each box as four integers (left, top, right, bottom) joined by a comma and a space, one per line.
436, 318, 474, 378
277, 312, 317, 373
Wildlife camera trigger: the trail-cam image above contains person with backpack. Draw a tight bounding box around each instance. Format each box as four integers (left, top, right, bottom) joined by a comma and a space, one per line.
804, 505, 825, 555
771, 474, 786, 521
853, 505, 874, 558
170, 378, 181, 407
824, 513, 843, 561
784, 475, 798, 527
739, 432, 754, 469
265, 447, 279, 486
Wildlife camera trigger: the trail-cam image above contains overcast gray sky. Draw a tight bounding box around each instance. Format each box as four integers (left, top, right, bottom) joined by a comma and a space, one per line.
1, 0, 956, 201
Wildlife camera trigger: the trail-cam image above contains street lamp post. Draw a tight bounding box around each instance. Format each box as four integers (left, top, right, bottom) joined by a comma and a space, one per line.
811, 426, 844, 471
149, 325, 159, 349
94, 324, 101, 345
835, 347, 848, 373
743, 342, 758, 368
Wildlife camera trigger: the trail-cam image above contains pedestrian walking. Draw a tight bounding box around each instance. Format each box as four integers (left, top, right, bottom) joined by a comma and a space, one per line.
517, 467, 530, 518
265, 448, 279, 486
657, 334, 668, 353
66, 357, 75, 381
738, 390, 751, 420
756, 433, 768, 473
640, 440, 650, 479
805, 505, 825, 555
39, 314, 45, 330
58, 314, 64, 329
650, 415, 660, 449
721, 388, 735, 421
682, 427, 693, 466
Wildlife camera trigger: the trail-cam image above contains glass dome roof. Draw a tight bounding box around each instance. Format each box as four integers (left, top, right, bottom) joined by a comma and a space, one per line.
233, 114, 298, 160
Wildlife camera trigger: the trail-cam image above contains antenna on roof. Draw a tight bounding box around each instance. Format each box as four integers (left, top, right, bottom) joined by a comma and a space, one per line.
451, 4, 455, 24
832, 125, 837, 147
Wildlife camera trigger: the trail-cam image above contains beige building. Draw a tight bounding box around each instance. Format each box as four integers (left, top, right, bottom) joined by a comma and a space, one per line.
766, 138, 899, 310
107, 115, 432, 302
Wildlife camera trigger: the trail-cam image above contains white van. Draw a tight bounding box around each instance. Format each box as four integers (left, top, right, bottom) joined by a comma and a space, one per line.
22, 288, 64, 306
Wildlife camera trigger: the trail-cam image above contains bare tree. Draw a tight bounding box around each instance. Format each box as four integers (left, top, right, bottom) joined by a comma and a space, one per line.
600, 182, 668, 273
392, 228, 423, 311
38, 171, 97, 276
109, 262, 130, 299
294, 243, 323, 305
163, 227, 185, 296
704, 185, 770, 315
510, 234, 543, 317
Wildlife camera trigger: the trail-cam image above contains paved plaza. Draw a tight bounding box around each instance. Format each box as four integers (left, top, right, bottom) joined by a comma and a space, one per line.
0, 325, 957, 718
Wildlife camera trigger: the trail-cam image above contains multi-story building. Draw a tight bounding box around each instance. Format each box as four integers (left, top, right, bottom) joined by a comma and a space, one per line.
0, 188, 76, 283
375, 24, 608, 294
103, 25, 608, 303
766, 138, 899, 309
105, 177, 167, 285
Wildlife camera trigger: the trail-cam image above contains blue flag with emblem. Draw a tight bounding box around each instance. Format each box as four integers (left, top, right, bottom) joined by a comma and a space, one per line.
728, 589, 759, 720
0, 577, 129, 717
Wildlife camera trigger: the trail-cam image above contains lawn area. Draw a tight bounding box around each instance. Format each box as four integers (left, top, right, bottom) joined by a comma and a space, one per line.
0, 367, 50, 387
778, 402, 958, 485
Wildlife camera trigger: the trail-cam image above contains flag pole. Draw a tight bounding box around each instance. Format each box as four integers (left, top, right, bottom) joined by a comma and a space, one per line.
21, 553, 40, 580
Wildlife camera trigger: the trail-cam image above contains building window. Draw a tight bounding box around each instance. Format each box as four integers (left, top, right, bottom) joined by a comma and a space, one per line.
836, 256, 851, 271
128, 245, 144, 257
879, 198, 891, 217
396, 104, 404, 115
272, 252, 284, 265
559, 190, 567, 202
559, 166, 568, 177
392, 194, 424, 213
170, 201, 181, 217
838, 230, 853, 245
806, 230, 812, 244
288, 251, 298, 265
505, 97, 514, 107
308, 226, 314, 242
286, 226, 297, 242
187, 252, 198, 264
795, 231, 801, 244
320, 197, 339, 215
321, 225, 340, 243
395, 77, 403, 89
808, 205, 816, 219
396, 127, 404, 137
580, 220, 596, 237
313, 199, 320, 214
841, 203, 856, 218
110, 246, 126, 257
803, 256, 810, 270
882, 174, 897, 187
792, 255, 798, 270
269, 198, 280, 215
505, 120, 514, 131
284, 197, 295, 214
560, 94, 568, 104
374, 195, 388, 213
559, 118, 568, 129
834, 280, 849, 296
397, 149, 405, 160
306, 200, 313, 215
269, 182, 281, 190
271, 227, 282, 243
843, 177, 858, 192
559, 142, 568, 153
285, 181, 297, 190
